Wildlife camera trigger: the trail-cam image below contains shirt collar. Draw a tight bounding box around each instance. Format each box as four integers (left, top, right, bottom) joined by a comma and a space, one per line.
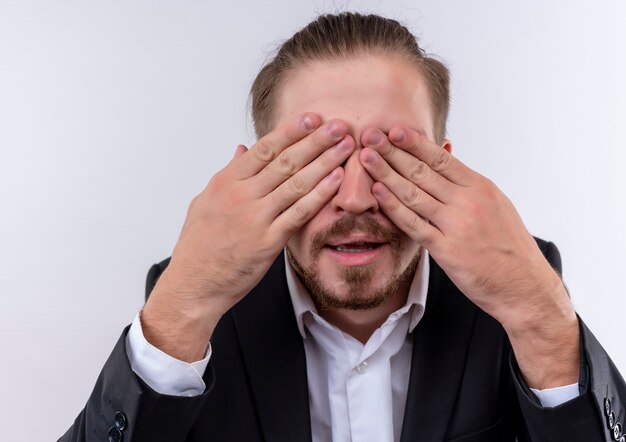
284, 248, 430, 338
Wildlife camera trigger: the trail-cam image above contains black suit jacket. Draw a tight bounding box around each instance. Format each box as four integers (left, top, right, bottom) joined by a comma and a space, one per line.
60, 239, 625, 441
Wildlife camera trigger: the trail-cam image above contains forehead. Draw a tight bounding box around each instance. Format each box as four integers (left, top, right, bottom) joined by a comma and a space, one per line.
273, 54, 435, 139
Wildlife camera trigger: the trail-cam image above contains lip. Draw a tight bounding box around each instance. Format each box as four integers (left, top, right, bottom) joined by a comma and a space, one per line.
322, 243, 388, 267
326, 234, 387, 247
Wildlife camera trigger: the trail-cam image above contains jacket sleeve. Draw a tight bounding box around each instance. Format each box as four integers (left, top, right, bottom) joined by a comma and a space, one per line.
511, 240, 626, 441
59, 259, 214, 442
58, 325, 215, 442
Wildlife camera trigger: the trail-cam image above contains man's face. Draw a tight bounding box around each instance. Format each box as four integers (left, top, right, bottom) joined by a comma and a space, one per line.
273, 55, 438, 311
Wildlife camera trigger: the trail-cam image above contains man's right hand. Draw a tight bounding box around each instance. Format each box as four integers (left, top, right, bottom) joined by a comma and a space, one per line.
141, 113, 354, 362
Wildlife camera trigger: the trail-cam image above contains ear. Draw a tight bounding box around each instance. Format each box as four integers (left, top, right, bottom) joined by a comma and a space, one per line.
442, 138, 452, 154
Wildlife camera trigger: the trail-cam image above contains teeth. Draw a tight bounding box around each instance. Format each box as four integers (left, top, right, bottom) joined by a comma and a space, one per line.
335, 245, 375, 252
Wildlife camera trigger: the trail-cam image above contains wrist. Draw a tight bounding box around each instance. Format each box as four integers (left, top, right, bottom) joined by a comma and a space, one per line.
508, 314, 580, 389
496, 271, 580, 389
504, 297, 580, 389
142, 270, 225, 363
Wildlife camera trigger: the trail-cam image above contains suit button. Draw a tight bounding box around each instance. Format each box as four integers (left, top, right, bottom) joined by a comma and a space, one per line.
609, 412, 616, 429
606, 398, 613, 416
114, 412, 127, 431
614, 423, 623, 441
108, 426, 123, 442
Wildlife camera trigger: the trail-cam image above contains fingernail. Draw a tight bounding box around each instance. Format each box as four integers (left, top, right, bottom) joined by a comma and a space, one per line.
301, 115, 315, 131
367, 131, 382, 146
335, 138, 352, 153
363, 151, 377, 164
372, 183, 386, 196
329, 167, 342, 181
391, 129, 405, 142
327, 121, 345, 139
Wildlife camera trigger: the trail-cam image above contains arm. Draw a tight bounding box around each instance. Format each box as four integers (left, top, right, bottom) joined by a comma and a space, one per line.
359, 125, 625, 440
60, 113, 354, 441
510, 315, 623, 442
506, 241, 613, 441
58, 325, 214, 442
139, 114, 353, 363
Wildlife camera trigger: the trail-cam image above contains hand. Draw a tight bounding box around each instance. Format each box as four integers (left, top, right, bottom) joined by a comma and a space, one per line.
359, 126, 579, 388
142, 113, 355, 361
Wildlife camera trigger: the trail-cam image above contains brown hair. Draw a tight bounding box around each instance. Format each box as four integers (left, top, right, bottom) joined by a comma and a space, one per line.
250, 12, 450, 143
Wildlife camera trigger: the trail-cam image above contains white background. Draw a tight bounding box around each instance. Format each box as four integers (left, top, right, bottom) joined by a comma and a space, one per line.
1, 1, 624, 440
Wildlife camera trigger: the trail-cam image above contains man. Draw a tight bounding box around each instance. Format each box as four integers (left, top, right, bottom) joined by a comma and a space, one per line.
61, 12, 625, 442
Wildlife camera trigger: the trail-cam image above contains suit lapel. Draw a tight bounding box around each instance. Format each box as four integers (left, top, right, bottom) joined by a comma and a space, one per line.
400, 256, 478, 442
231, 251, 312, 442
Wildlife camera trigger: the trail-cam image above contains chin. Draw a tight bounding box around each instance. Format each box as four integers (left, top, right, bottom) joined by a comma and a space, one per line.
287, 246, 422, 311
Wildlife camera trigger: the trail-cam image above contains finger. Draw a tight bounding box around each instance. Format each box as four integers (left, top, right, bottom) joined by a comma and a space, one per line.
231, 112, 324, 180
252, 119, 349, 196
384, 125, 474, 186
233, 144, 248, 160
270, 167, 344, 241
361, 128, 456, 204
360, 148, 444, 222
263, 135, 355, 218
371, 182, 443, 247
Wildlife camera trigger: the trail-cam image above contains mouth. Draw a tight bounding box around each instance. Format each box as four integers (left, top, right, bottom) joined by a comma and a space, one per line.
324, 242, 385, 253
322, 239, 388, 266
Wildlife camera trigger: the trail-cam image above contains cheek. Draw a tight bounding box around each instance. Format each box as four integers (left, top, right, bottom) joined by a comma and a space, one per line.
286, 233, 304, 254
288, 205, 332, 250
402, 240, 422, 263
286, 223, 314, 262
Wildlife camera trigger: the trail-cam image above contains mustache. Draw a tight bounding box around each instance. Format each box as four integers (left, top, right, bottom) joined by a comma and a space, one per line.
309, 216, 404, 258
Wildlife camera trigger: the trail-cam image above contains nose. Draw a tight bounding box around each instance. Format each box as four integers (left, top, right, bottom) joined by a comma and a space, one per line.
330, 147, 379, 214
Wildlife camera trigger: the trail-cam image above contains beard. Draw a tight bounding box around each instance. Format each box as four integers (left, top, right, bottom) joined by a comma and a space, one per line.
286, 216, 422, 311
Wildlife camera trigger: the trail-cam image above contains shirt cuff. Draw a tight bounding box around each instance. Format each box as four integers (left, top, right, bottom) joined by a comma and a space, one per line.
125, 311, 211, 396
529, 383, 580, 408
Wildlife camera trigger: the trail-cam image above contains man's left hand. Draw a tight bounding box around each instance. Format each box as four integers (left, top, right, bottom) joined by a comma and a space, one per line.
360, 125, 580, 389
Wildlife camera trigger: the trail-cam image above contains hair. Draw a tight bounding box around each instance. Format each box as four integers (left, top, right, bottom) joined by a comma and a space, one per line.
249, 12, 450, 143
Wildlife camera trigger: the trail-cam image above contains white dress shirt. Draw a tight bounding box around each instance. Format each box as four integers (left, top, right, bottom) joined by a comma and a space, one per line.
284, 250, 428, 442
126, 249, 579, 441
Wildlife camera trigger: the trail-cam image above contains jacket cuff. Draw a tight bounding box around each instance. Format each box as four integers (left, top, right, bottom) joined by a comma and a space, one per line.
508, 317, 605, 441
